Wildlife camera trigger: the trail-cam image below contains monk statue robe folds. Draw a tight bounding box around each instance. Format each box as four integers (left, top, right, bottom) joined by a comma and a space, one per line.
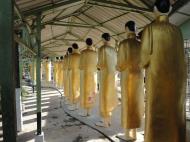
45, 61, 51, 82
79, 46, 97, 115
141, 15, 186, 142
63, 54, 69, 99
97, 42, 118, 126
53, 60, 59, 86
68, 48, 80, 105
116, 32, 144, 139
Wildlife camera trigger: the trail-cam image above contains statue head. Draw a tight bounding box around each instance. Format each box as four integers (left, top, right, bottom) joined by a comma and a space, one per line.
46, 56, 49, 61
101, 33, 111, 44
86, 38, 93, 47
154, 0, 172, 16
60, 56, 63, 60
68, 47, 73, 54
125, 21, 136, 34
72, 43, 79, 50
56, 57, 59, 61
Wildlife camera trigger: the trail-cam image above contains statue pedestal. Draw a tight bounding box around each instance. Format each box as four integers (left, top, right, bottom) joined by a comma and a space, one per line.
116, 135, 135, 142
35, 132, 44, 142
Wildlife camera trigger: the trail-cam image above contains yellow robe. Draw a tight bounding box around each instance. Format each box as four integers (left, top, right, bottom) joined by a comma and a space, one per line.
79, 47, 97, 110
29, 61, 36, 83
116, 33, 144, 129
141, 15, 186, 142
68, 50, 80, 104
97, 45, 118, 118
53, 62, 59, 85
45, 61, 51, 82
63, 55, 69, 98
57, 61, 64, 88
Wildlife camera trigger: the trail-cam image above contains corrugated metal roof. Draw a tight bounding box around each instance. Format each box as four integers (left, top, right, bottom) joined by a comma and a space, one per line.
15, 0, 190, 56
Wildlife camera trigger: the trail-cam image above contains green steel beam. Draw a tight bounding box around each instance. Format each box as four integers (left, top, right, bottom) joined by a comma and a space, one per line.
14, 34, 37, 55
42, 32, 68, 43
36, 13, 42, 135
23, 0, 83, 17
139, 0, 153, 9
88, 0, 153, 13
0, 0, 17, 141
47, 22, 99, 28
170, 0, 190, 16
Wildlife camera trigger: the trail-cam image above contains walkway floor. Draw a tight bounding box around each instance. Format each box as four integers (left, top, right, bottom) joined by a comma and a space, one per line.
16, 85, 190, 142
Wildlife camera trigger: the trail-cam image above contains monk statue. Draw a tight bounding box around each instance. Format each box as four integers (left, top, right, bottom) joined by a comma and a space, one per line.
57, 56, 64, 88
68, 43, 81, 111
141, 0, 187, 141
53, 57, 59, 87
79, 38, 97, 116
96, 33, 118, 127
63, 49, 70, 104
45, 57, 51, 83
116, 21, 144, 140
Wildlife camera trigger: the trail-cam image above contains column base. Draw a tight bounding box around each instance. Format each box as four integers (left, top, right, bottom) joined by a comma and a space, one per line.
35, 132, 44, 142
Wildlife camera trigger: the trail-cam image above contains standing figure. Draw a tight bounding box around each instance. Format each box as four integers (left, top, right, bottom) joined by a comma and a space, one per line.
63, 49, 70, 103
53, 57, 59, 87
79, 38, 97, 116
116, 21, 144, 140
68, 43, 80, 110
141, 0, 186, 142
58, 56, 64, 88
45, 57, 51, 82
96, 33, 118, 127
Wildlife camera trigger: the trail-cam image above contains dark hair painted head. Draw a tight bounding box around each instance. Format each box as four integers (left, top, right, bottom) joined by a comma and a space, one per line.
125, 21, 135, 32
68, 47, 73, 54
46, 56, 49, 60
155, 0, 170, 13
86, 38, 93, 46
60, 56, 63, 60
72, 43, 79, 49
102, 33, 111, 41
56, 57, 59, 60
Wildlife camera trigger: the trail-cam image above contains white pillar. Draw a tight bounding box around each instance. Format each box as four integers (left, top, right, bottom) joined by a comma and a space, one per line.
15, 88, 23, 132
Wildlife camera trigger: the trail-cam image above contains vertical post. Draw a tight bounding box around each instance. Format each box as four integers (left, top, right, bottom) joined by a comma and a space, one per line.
0, 0, 17, 141
15, 35, 23, 132
36, 13, 42, 136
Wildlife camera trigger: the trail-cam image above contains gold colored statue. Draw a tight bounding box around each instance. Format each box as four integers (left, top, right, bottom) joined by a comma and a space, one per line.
63, 52, 69, 100
45, 57, 51, 82
79, 38, 97, 116
53, 57, 59, 86
96, 33, 118, 127
116, 21, 144, 140
141, 1, 186, 142
58, 56, 64, 88
68, 44, 80, 110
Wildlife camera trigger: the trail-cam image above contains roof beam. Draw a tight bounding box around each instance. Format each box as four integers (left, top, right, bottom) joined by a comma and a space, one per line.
170, 0, 190, 16
88, 0, 153, 13
23, 0, 84, 17
47, 22, 99, 28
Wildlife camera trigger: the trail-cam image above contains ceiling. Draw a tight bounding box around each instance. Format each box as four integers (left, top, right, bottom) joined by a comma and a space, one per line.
15, 0, 190, 57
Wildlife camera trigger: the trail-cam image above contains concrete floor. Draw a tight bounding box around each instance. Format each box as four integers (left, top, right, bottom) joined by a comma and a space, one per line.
15, 85, 190, 142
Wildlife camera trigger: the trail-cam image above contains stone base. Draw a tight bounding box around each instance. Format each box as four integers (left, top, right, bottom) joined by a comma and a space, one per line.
116, 135, 135, 142
35, 132, 44, 142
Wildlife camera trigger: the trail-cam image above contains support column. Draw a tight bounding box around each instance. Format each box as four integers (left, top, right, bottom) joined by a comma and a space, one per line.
35, 13, 44, 142
15, 37, 23, 132
0, 0, 17, 141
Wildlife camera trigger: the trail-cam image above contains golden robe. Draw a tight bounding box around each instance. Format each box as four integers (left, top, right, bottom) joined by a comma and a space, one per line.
29, 61, 36, 83
45, 61, 51, 82
116, 33, 144, 129
63, 55, 69, 98
68, 50, 80, 104
97, 45, 118, 118
79, 47, 97, 110
57, 61, 64, 88
141, 15, 186, 142
53, 62, 59, 85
